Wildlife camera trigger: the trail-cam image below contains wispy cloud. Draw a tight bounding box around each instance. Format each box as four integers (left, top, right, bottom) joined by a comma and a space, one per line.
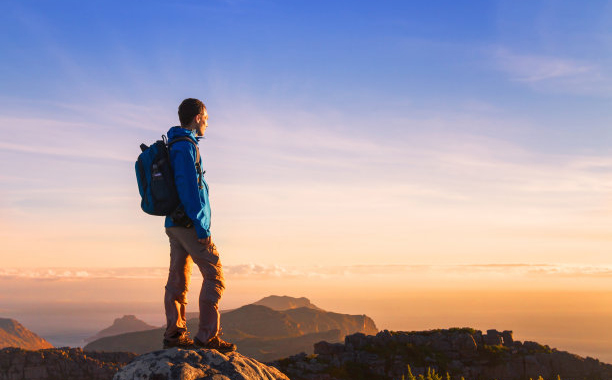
0, 116, 134, 162
493, 48, 611, 95
496, 48, 593, 82
3, 264, 612, 281
0, 141, 131, 162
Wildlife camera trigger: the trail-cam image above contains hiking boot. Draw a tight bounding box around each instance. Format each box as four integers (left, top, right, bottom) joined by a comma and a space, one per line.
193, 335, 236, 352
163, 332, 194, 349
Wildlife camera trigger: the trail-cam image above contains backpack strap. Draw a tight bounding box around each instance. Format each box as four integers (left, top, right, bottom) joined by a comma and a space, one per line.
168, 136, 204, 189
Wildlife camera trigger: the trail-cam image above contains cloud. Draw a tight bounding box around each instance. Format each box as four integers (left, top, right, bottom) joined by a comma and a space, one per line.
493, 48, 612, 95
0, 141, 131, 162
0, 268, 155, 281
496, 48, 593, 82
0, 116, 135, 163
3, 264, 612, 281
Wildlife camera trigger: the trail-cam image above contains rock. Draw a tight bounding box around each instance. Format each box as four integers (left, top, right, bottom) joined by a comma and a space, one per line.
523, 354, 549, 379
450, 332, 477, 358
523, 340, 546, 352
408, 334, 426, 346
448, 359, 463, 371
430, 331, 451, 351
344, 333, 368, 350
0, 347, 136, 380
114, 348, 289, 380
375, 330, 393, 346
273, 328, 612, 380
313, 341, 344, 355
484, 330, 503, 346
501, 330, 513, 346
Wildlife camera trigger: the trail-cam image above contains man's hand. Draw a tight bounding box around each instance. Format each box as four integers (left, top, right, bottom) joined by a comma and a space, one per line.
198, 236, 212, 246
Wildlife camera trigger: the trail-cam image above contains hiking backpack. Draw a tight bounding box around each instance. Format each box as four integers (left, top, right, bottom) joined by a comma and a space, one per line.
135, 135, 202, 216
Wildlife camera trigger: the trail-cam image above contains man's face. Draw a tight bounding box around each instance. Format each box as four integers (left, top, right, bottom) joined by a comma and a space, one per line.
195, 109, 208, 137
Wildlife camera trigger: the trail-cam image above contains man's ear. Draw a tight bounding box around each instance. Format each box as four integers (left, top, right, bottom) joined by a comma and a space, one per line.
189, 115, 199, 127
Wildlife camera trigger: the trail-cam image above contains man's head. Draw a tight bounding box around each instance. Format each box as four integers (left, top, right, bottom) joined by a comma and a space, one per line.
178, 98, 208, 137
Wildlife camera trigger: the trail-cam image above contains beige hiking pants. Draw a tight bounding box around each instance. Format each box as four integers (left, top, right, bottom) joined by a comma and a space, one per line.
164, 226, 225, 343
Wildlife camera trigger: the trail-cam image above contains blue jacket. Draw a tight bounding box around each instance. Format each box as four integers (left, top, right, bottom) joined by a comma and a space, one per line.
164, 126, 211, 238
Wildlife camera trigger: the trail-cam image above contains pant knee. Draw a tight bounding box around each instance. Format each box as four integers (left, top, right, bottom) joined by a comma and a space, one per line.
201, 278, 224, 304
200, 298, 219, 310
165, 284, 188, 304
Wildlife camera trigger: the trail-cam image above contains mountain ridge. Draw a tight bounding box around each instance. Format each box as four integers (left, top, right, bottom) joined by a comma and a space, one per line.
0, 318, 53, 350
84, 296, 378, 361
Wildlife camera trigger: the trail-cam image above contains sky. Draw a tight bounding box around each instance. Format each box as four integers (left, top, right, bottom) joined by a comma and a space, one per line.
1, 0, 612, 361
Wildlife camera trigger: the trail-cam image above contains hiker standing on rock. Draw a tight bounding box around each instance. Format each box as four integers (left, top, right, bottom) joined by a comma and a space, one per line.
162, 98, 235, 352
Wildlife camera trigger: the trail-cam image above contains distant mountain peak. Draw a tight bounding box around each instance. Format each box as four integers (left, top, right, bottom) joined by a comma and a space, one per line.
85, 315, 156, 343
114, 315, 139, 322
252, 295, 322, 311
0, 317, 53, 350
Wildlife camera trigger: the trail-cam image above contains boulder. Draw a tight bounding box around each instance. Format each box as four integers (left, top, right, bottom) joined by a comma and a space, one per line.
450, 332, 477, 358
430, 332, 452, 351
113, 348, 290, 380
344, 332, 368, 350
501, 330, 513, 346
314, 341, 344, 355
484, 330, 503, 346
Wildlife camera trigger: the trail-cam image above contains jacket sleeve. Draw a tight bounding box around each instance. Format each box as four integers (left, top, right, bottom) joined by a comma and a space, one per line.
170, 142, 210, 238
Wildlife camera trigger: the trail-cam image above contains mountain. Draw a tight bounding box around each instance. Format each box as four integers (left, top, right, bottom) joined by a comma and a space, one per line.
85, 315, 157, 343
84, 297, 378, 361
183, 295, 320, 321
272, 328, 612, 380
220, 304, 377, 340
0, 318, 53, 350
221, 304, 303, 339
253, 295, 322, 311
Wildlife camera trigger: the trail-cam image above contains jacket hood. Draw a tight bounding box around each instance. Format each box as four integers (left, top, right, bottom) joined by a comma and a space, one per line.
167, 126, 200, 142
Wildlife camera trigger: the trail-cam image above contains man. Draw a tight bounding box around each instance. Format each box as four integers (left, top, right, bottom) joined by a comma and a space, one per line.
162, 98, 235, 352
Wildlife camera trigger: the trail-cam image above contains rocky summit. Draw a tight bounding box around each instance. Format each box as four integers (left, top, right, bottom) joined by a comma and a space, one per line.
113, 347, 290, 380
272, 328, 612, 380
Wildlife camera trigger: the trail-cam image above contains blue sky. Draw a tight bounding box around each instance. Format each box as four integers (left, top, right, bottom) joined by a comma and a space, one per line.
3, 1, 611, 149
1, 0, 612, 268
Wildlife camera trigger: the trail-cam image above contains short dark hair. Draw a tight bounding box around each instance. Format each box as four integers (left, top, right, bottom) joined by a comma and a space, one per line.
178, 98, 206, 127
